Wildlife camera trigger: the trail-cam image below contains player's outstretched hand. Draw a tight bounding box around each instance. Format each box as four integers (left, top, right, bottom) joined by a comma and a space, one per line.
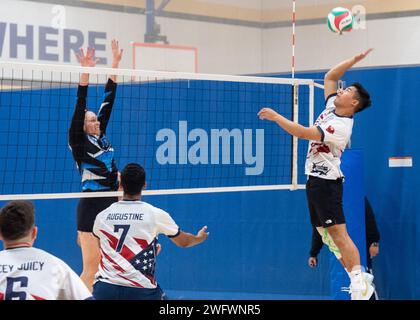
258, 107, 280, 122
196, 226, 209, 243
369, 243, 379, 258
111, 39, 124, 66
76, 47, 100, 67
308, 257, 318, 268
354, 48, 373, 63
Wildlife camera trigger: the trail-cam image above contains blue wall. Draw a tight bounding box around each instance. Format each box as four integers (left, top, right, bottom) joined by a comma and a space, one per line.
349, 67, 419, 300
0, 152, 364, 300
1, 190, 330, 299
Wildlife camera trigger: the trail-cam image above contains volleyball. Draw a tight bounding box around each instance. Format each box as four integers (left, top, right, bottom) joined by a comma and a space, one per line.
327, 7, 354, 34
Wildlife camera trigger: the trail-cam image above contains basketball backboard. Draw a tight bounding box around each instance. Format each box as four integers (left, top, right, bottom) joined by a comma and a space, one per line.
131, 42, 198, 73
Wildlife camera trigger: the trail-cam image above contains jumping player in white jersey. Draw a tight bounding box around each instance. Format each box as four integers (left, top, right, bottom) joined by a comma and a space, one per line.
258, 49, 374, 300
0, 201, 93, 300
92, 163, 209, 300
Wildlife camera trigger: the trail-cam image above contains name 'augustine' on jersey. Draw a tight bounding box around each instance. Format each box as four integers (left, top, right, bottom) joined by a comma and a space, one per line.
93, 201, 180, 289
305, 94, 353, 180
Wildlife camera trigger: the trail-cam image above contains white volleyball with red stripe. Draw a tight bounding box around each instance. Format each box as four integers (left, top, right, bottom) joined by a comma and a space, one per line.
327, 7, 354, 34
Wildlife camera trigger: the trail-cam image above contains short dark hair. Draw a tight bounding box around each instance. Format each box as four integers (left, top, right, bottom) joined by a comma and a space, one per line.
121, 163, 146, 196
0, 201, 35, 241
351, 82, 372, 113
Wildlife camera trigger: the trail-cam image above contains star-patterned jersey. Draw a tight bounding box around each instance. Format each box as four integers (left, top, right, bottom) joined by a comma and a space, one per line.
0, 247, 92, 300
92, 200, 180, 289
305, 94, 353, 180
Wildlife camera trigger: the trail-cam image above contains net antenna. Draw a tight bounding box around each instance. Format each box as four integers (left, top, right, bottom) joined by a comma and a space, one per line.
288, 3, 324, 189
0, 62, 315, 201
290, 0, 298, 190
292, 0, 296, 80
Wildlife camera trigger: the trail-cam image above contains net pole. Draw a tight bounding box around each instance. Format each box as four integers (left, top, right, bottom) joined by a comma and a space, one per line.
309, 83, 314, 126
291, 84, 299, 190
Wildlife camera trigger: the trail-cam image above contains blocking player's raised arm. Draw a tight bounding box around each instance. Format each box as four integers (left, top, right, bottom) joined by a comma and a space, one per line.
108, 39, 123, 83
75, 47, 100, 86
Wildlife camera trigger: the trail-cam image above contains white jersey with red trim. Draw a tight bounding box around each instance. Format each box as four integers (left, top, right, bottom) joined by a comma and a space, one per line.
305, 94, 353, 180
92, 200, 180, 289
0, 247, 92, 300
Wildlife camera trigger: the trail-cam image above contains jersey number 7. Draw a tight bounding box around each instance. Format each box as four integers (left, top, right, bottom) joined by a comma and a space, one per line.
114, 224, 130, 253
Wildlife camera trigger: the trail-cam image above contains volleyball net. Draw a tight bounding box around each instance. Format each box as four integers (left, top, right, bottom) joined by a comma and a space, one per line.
0, 62, 315, 200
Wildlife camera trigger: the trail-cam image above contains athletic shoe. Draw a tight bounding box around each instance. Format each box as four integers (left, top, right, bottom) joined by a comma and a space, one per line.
349, 280, 374, 300
364, 272, 374, 285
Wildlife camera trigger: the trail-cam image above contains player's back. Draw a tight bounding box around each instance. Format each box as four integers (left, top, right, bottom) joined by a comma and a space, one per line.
0, 247, 92, 300
93, 200, 179, 288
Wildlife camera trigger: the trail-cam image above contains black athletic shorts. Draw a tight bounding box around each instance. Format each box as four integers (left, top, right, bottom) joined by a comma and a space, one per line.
77, 196, 118, 232
93, 281, 167, 300
306, 175, 345, 228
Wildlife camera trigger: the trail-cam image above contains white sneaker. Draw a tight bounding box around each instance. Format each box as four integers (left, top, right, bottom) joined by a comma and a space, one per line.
363, 272, 374, 285
350, 280, 374, 300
